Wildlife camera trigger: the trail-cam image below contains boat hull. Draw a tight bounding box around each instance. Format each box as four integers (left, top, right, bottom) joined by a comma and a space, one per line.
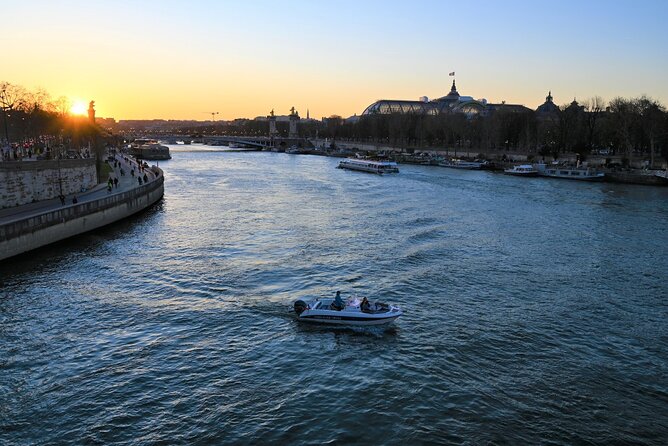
504, 172, 538, 177
605, 171, 668, 186
297, 313, 401, 326
538, 172, 605, 181
504, 171, 538, 176
439, 162, 482, 170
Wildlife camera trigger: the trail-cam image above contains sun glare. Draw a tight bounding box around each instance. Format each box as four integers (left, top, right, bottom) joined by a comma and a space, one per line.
70, 101, 87, 116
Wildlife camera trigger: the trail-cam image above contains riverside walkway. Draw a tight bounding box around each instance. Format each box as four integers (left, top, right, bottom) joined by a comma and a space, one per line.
0, 154, 159, 225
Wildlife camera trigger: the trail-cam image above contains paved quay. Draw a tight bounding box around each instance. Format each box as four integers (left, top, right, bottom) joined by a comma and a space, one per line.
0, 155, 159, 225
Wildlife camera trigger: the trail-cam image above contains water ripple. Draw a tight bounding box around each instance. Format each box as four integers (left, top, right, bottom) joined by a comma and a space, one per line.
1, 152, 668, 444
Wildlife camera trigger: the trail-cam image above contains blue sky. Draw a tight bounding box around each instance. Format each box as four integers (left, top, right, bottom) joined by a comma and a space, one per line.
3, 0, 667, 119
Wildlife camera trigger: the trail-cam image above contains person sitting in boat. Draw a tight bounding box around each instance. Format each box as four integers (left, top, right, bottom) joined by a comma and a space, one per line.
332, 291, 344, 311
360, 297, 371, 313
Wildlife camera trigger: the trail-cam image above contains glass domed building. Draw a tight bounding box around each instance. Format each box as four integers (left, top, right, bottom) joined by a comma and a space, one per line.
362, 80, 490, 117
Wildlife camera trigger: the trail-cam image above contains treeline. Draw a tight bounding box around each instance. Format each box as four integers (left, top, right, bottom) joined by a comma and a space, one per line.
177, 95, 668, 163
315, 96, 668, 163
0, 81, 101, 150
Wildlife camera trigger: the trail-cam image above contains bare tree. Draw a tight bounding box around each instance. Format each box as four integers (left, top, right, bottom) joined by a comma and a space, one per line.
634, 96, 665, 167
0, 81, 27, 145
584, 96, 605, 152
608, 97, 636, 158
53, 96, 72, 117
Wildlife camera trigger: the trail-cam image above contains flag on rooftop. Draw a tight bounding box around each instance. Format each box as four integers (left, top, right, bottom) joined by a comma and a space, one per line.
449, 71, 455, 76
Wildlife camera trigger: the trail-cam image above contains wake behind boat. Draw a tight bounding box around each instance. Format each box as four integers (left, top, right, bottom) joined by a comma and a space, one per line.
293, 294, 402, 326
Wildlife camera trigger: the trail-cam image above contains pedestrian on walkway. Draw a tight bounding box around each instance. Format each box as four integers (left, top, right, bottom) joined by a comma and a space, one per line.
72, 195, 78, 204
143, 173, 148, 183
114, 177, 119, 188
138, 177, 143, 185
59, 194, 65, 205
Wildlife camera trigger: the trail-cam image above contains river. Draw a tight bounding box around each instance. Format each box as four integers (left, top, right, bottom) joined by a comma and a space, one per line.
1, 147, 668, 444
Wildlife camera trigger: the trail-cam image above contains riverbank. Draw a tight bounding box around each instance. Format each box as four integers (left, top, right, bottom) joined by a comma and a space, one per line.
0, 155, 164, 261
297, 139, 668, 186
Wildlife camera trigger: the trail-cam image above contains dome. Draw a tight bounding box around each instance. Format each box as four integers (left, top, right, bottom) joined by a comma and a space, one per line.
536, 91, 560, 114
434, 80, 461, 103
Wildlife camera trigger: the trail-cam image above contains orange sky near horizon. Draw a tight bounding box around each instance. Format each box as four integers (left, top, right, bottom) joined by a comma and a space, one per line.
3, 1, 667, 121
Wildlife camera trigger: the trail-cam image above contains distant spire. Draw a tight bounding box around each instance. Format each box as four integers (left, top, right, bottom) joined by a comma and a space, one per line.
451, 79, 457, 92
307, 108, 309, 120
546, 91, 553, 102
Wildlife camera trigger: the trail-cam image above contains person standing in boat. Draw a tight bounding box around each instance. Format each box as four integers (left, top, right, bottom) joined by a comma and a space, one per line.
332, 291, 344, 311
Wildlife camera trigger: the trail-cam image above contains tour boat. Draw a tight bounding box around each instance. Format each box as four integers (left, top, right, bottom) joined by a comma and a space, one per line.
293, 297, 402, 326
129, 139, 171, 160
338, 158, 399, 174
504, 164, 538, 176
438, 159, 483, 170
535, 163, 605, 181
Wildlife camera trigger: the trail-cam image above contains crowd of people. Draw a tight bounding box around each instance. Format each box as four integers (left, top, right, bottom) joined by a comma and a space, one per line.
1, 143, 92, 162
106, 155, 153, 192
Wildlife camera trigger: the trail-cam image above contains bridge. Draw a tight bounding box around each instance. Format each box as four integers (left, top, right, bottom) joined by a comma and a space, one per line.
142, 135, 309, 150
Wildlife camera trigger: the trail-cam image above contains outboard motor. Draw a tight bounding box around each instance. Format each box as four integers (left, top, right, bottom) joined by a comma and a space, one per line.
294, 300, 308, 315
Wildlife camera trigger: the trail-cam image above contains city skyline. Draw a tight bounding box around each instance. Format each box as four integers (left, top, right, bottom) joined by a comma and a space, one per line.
3, 0, 668, 120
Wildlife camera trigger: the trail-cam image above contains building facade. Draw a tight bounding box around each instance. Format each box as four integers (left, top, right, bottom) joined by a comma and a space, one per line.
361, 80, 532, 117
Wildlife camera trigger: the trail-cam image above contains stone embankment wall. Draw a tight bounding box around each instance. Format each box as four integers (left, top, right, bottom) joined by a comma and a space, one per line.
0, 159, 97, 209
0, 171, 164, 261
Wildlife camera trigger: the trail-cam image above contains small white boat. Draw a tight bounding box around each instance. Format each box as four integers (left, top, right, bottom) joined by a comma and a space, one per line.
504, 164, 538, 176
294, 296, 402, 326
438, 159, 483, 169
338, 158, 399, 174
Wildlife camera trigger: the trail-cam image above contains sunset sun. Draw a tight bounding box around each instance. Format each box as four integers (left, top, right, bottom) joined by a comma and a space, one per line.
70, 101, 87, 116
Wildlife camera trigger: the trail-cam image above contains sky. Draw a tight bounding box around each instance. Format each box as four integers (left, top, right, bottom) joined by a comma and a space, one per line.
2, 0, 668, 120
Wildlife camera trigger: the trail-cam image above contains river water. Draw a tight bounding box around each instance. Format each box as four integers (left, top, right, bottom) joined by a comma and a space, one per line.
2, 147, 668, 445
